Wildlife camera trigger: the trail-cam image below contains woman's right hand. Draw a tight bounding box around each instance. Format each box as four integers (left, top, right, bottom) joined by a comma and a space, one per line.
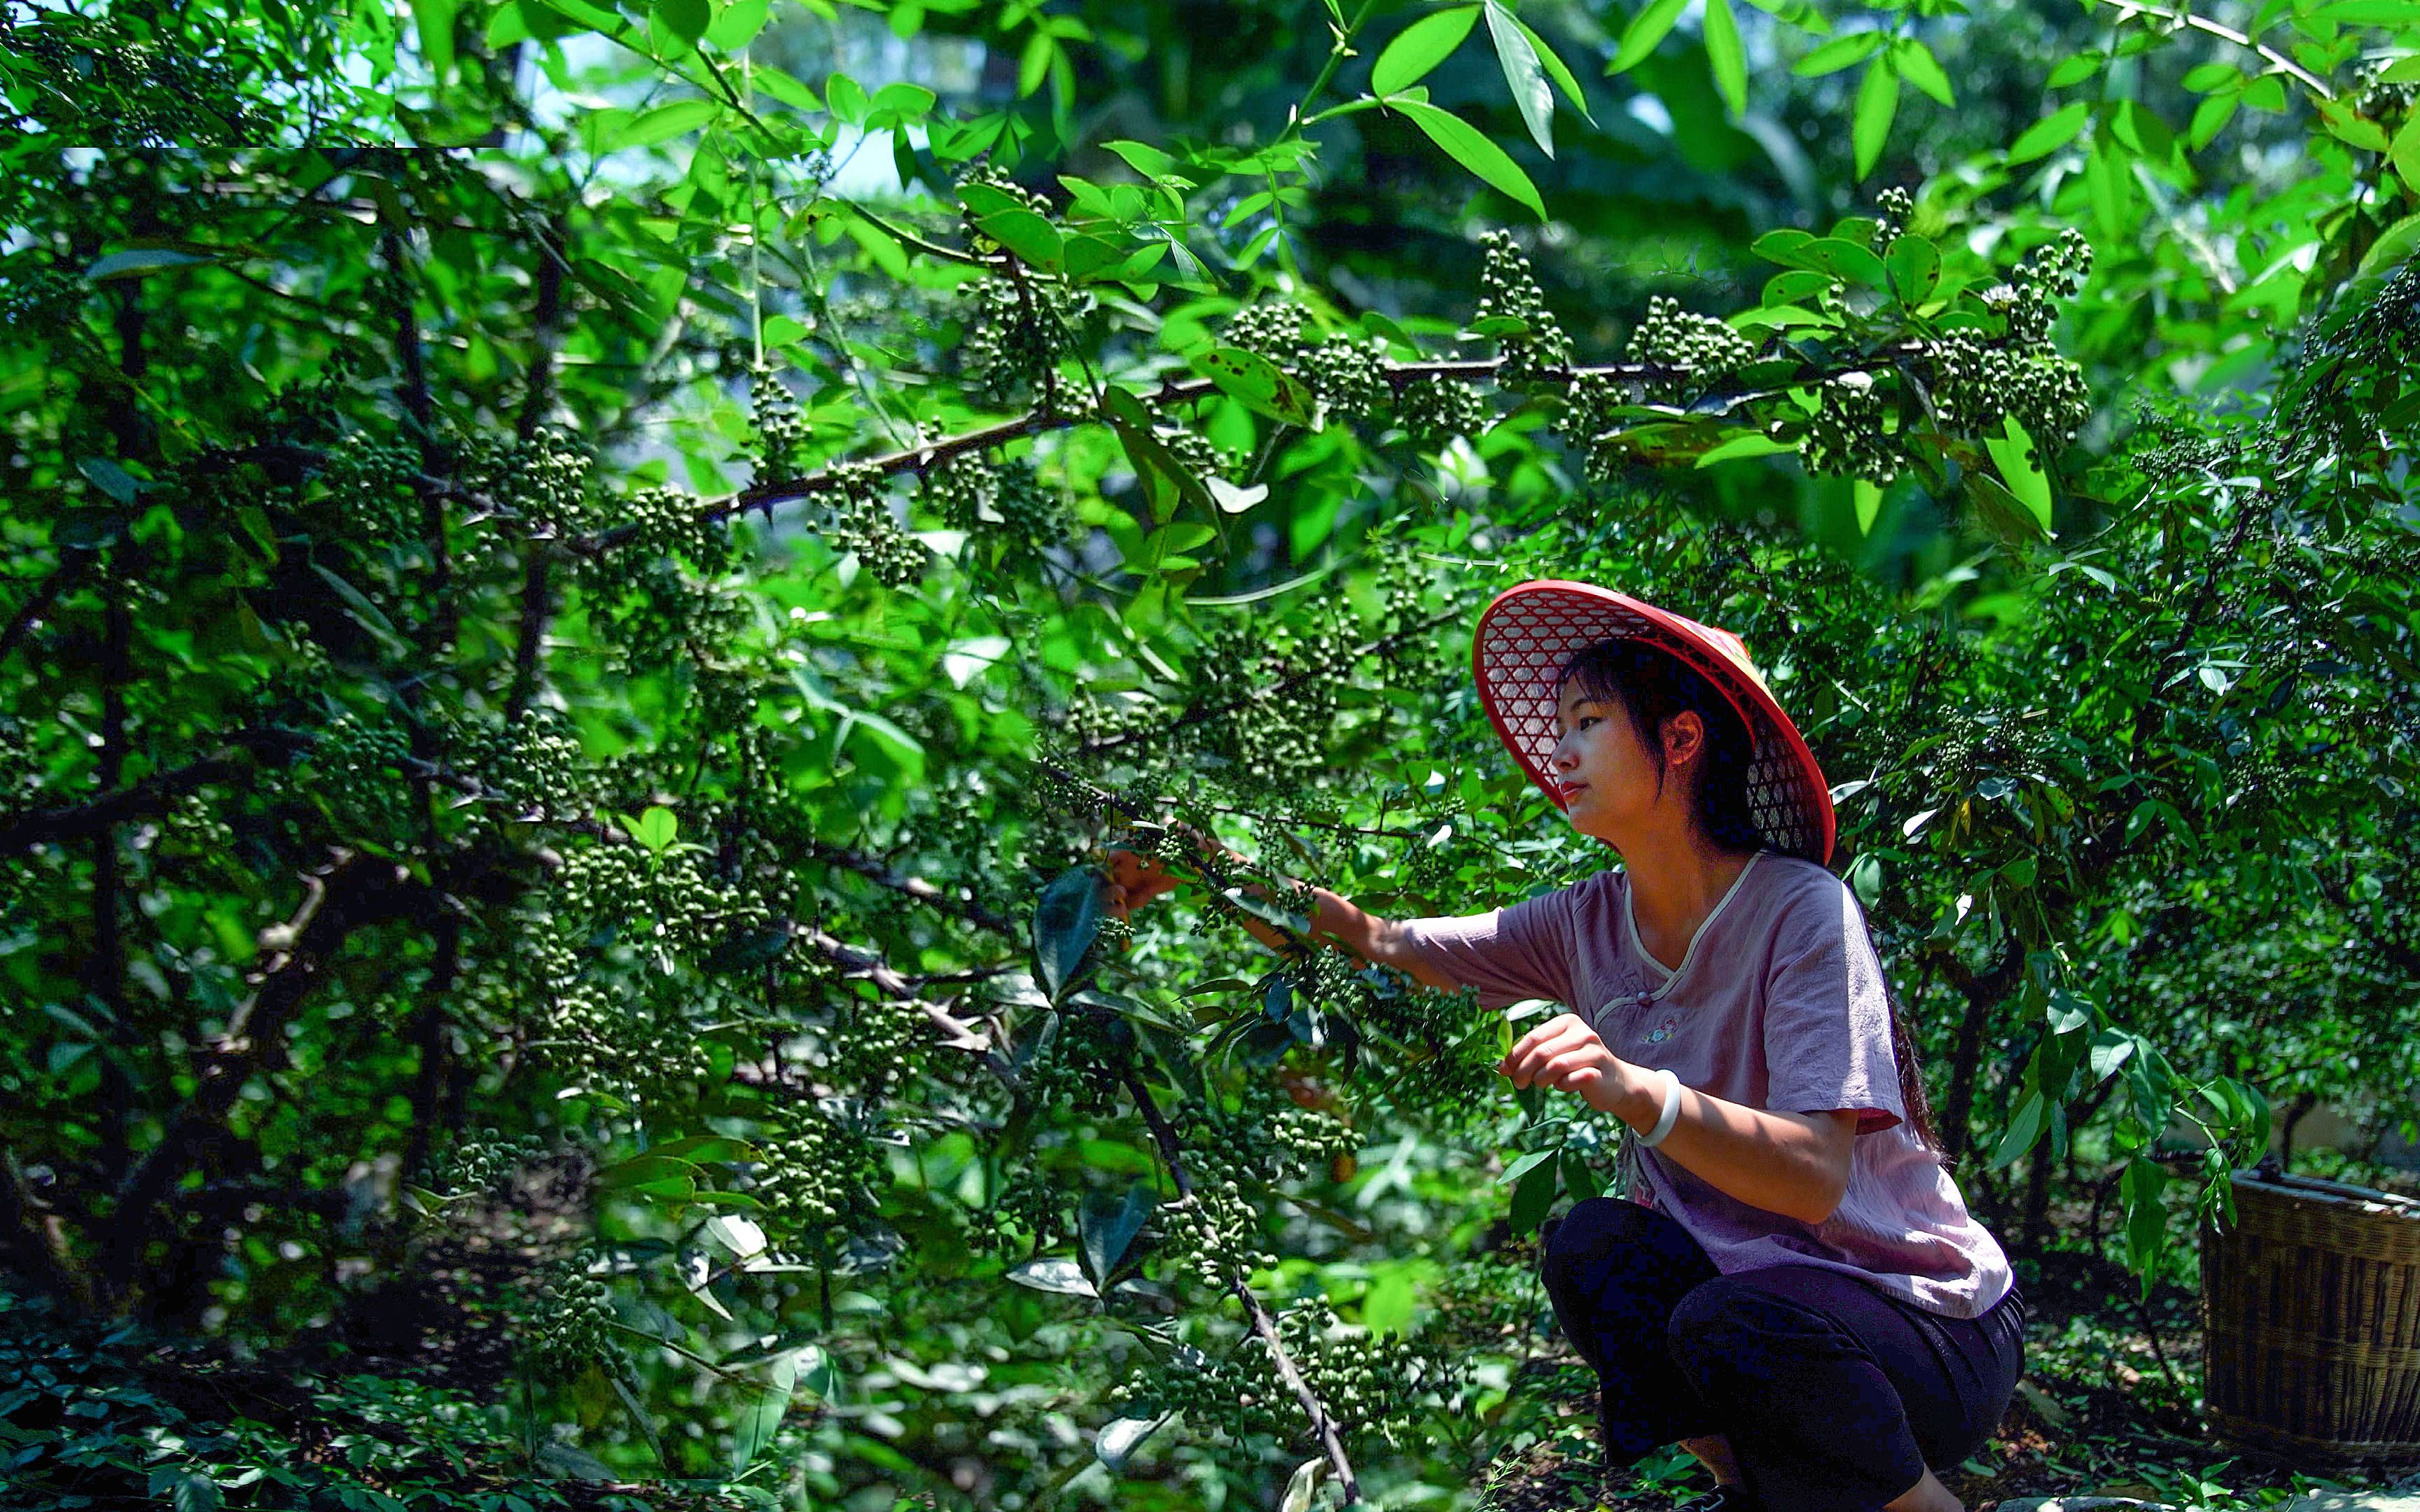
1106, 849, 1182, 918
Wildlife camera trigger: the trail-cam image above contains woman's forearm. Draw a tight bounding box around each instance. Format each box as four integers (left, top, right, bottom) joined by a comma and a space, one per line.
1613, 1074, 1854, 1225
1229, 883, 1461, 992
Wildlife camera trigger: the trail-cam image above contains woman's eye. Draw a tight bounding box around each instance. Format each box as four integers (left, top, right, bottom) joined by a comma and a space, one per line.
1576, 716, 1597, 730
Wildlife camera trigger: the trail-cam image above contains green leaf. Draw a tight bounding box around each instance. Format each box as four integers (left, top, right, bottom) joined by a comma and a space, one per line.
1006, 1256, 1100, 1296
2046, 50, 2106, 89
754, 64, 823, 112
2392, 115, 2420, 194
77, 456, 141, 503
1560, 1145, 1603, 1200
1372, 6, 1479, 97
731, 1351, 798, 1472
1508, 1151, 1559, 1233
826, 71, 869, 122
706, 0, 766, 48
1694, 430, 1795, 467
1512, 15, 1593, 118
1791, 29, 1885, 77
1983, 413, 2053, 532
1032, 866, 1109, 1002
1885, 234, 1940, 305
1192, 346, 1319, 427
410, 0, 458, 79
85, 248, 211, 281
1854, 478, 1884, 535
1797, 236, 1887, 287
1704, 0, 1748, 116
1892, 38, 1954, 106
1497, 1146, 1560, 1185
632, 804, 678, 853
2008, 101, 2090, 164
306, 564, 410, 654
1391, 99, 1546, 219
1851, 56, 1900, 181
1078, 1182, 1154, 1284
976, 209, 1063, 269
1485, 0, 1557, 157
654, 0, 711, 43
1101, 139, 1176, 178
2189, 90, 2240, 150
1608, 0, 1690, 74
616, 99, 718, 148
1989, 1091, 2046, 1167
2120, 1156, 2168, 1294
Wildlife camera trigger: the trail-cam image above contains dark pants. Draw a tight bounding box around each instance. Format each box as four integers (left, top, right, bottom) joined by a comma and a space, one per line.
1539, 1197, 2026, 1512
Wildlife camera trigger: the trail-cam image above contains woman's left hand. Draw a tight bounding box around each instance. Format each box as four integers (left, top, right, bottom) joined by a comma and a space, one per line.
1498, 1012, 1644, 1116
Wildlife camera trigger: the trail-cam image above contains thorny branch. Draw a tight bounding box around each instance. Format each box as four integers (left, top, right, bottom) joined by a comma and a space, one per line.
1119, 1061, 1363, 1504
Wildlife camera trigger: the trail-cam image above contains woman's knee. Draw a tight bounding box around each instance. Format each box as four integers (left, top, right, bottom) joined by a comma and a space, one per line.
1540, 1196, 1662, 1289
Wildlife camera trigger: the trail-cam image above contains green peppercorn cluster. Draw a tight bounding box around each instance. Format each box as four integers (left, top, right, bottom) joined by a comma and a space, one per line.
1800, 370, 1900, 484
155, 790, 236, 858
1152, 424, 1228, 482
431, 1128, 551, 1198
924, 452, 1072, 566
1396, 374, 1491, 447
314, 713, 419, 838
756, 1104, 879, 1237
603, 484, 733, 577
449, 711, 593, 825
1157, 1178, 1279, 1292
962, 276, 1089, 405
751, 367, 806, 481
1301, 335, 1391, 421
1269, 1295, 1456, 1450
1017, 1009, 1130, 1119
526, 1253, 626, 1379
1475, 230, 1571, 385
1996, 228, 2094, 346
830, 990, 923, 1087
1104, 1341, 1289, 1441
1872, 186, 1917, 248
1223, 301, 1312, 362
812, 460, 924, 589
971, 1163, 1066, 1254
1628, 295, 1758, 404
1192, 622, 1343, 791
1186, 1079, 1358, 1185
315, 431, 422, 545
1, 10, 259, 147
1926, 330, 2092, 458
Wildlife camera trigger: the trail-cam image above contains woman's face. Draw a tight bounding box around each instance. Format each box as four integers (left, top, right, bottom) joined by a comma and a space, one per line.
1550, 679, 1702, 846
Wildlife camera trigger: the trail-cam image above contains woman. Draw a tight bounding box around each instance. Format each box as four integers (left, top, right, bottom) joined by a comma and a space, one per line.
1111, 581, 2022, 1512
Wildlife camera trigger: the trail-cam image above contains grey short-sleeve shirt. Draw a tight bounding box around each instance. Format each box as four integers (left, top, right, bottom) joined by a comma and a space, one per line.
1400, 852, 2012, 1319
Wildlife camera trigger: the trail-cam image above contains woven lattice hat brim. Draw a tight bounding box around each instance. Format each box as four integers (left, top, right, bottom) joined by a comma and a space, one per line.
1472, 580, 1837, 864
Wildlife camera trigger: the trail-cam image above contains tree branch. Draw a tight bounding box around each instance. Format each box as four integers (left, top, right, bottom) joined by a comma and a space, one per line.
106, 850, 438, 1297
0, 546, 92, 663
1119, 1062, 1361, 1503
0, 736, 291, 857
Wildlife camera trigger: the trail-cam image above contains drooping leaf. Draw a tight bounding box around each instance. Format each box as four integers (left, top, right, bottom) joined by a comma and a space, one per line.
1484, 0, 1557, 157
1031, 866, 1110, 1002
1391, 99, 1546, 219
1607, 0, 1690, 75
1983, 413, 2054, 532
1851, 56, 1900, 181
1371, 6, 1479, 97
1006, 1257, 1100, 1296
1078, 1182, 1155, 1284
1703, 0, 1748, 117
2008, 101, 2091, 164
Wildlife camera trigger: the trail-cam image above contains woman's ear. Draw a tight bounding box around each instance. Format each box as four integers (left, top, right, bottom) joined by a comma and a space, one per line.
1659, 710, 1707, 772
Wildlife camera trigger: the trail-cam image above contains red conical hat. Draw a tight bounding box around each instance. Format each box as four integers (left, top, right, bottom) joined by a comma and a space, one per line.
1471, 580, 1836, 864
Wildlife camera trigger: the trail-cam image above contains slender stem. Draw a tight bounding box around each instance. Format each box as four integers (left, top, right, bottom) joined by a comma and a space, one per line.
2094, 0, 2334, 99
1119, 1062, 1363, 1502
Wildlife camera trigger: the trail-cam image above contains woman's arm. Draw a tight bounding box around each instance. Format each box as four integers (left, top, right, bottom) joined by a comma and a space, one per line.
1503, 1011, 1856, 1225
1107, 849, 1463, 990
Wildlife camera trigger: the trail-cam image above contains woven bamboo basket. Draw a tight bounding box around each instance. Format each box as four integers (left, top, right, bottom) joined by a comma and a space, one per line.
2199, 1169, 2420, 1462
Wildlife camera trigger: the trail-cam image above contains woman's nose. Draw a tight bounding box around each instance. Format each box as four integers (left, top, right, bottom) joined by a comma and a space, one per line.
1550, 735, 1578, 771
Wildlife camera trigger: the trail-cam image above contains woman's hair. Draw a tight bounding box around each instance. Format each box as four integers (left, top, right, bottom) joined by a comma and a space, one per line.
1557, 638, 1946, 1154
1555, 638, 1761, 852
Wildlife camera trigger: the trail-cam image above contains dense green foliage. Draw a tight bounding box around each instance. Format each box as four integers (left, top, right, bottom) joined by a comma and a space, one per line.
4, 0, 2418, 1506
